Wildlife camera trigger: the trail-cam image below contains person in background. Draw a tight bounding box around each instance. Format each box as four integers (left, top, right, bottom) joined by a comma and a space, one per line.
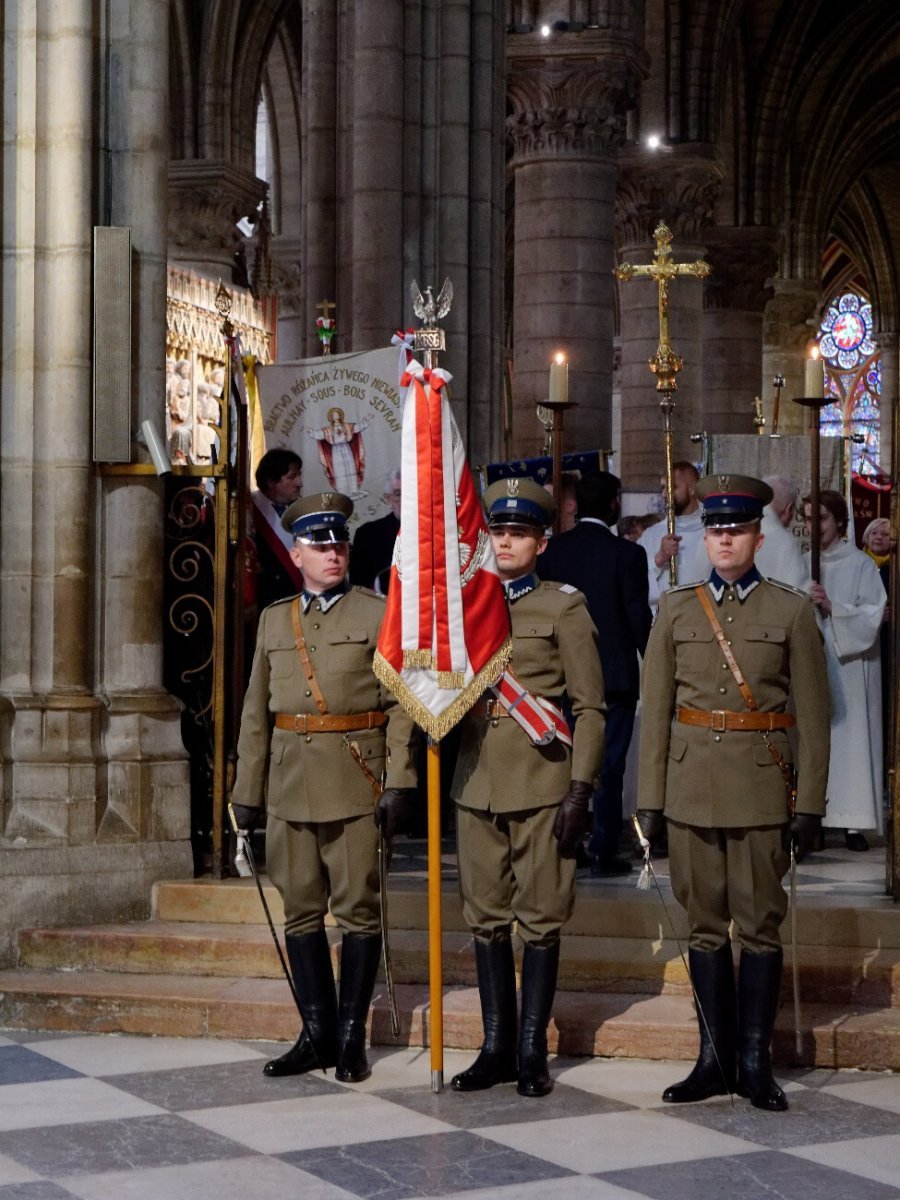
538, 473, 651, 875
757, 475, 809, 589
637, 462, 705, 609
350, 468, 401, 593
806, 491, 885, 851
251, 449, 304, 610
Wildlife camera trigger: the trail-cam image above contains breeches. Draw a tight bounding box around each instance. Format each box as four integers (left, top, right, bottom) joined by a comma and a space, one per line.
266, 812, 380, 936
668, 820, 789, 953
455, 803, 575, 945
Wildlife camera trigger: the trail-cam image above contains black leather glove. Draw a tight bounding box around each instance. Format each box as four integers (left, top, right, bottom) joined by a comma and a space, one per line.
635, 809, 665, 848
553, 780, 592, 857
374, 787, 417, 841
229, 803, 264, 834
786, 812, 821, 863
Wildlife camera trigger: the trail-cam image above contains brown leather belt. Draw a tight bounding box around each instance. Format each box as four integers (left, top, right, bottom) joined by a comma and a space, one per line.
677, 707, 795, 733
472, 698, 512, 720
274, 711, 387, 734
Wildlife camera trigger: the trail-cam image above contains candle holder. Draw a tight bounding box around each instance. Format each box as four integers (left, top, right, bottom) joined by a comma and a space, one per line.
536, 398, 577, 535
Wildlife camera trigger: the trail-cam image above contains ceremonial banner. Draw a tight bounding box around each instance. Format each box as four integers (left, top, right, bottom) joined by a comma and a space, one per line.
255, 347, 402, 532
374, 359, 512, 740
480, 450, 605, 489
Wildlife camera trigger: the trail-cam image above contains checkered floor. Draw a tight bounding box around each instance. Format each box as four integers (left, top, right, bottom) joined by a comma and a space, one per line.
2, 1031, 900, 1199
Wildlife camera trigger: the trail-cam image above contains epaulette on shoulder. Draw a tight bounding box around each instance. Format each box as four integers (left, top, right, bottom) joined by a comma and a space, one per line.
541, 581, 581, 596
764, 577, 808, 599
268, 593, 299, 609
353, 585, 385, 601
667, 579, 705, 595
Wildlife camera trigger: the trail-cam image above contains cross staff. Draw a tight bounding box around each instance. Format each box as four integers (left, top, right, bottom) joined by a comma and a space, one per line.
614, 222, 710, 583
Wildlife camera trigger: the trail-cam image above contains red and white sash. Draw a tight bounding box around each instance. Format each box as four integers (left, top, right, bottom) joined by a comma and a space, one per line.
490, 669, 573, 748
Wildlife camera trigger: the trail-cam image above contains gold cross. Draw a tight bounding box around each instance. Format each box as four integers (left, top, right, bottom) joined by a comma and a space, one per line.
614, 222, 710, 393
316, 299, 336, 318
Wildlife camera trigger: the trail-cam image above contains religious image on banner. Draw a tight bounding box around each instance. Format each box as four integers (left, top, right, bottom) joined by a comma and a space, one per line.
255, 346, 402, 533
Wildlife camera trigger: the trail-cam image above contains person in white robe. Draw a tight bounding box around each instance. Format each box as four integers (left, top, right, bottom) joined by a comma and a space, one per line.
805, 489, 885, 848
757, 475, 809, 589
637, 461, 705, 609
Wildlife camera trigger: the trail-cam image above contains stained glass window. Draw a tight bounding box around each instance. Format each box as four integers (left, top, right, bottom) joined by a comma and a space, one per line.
818, 292, 881, 474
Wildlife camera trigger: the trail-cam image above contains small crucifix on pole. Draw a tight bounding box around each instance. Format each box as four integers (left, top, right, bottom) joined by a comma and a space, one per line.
316, 299, 337, 356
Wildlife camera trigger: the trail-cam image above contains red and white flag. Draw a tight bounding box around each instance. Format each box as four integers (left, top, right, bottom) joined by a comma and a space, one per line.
374, 358, 511, 739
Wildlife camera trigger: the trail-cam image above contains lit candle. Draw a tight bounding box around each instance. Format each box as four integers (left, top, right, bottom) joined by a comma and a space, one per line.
549, 353, 568, 404
804, 345, 824, 398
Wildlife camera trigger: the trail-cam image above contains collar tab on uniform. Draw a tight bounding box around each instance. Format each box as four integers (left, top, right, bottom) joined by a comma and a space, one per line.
504, 572, 539, 603
708, 566, 762, 604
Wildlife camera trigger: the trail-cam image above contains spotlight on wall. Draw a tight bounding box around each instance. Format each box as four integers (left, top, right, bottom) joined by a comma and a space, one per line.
540, 23, 551, 36
646, 133, 662, 151
137, 420, 173, 476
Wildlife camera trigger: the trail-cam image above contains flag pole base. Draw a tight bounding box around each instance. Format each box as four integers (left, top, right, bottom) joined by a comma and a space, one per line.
431, 1069, 444, 1094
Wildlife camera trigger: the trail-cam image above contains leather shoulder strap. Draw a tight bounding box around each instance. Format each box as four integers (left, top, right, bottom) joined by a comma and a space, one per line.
693, 585, 758, 711
291, 598, 328, 715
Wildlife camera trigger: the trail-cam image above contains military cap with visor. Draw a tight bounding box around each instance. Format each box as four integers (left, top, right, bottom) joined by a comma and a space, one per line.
483, 476, 557, 530
695, 473, 773, 528
281, 491, 354, 542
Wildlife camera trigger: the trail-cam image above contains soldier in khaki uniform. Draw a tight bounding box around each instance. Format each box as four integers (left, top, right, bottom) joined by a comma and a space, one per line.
636, 475, 829, 1112
451, 478, 606, 1098
231, 493, 417, 1084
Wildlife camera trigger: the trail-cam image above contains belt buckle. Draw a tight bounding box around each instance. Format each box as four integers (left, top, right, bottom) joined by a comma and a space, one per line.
292, 714, 307, 734
710, 709, 726, 733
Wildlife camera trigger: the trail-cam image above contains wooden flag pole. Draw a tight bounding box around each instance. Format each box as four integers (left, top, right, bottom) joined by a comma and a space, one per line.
426, 738, 443, 1091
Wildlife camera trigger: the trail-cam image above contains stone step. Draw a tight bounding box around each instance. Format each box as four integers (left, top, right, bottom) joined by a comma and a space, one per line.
151, 876, 900, 949
0, 967, 898, 1072
16, 920, 900, 1007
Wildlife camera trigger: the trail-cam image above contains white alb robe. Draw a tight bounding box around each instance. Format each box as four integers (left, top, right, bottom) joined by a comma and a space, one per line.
638, 507, 706, 610
812, 539, 885, 831
757, 508, 810, 590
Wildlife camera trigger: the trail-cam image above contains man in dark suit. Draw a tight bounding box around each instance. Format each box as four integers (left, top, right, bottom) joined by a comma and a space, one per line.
538, 472, 651, 874
350, 469, 401, 592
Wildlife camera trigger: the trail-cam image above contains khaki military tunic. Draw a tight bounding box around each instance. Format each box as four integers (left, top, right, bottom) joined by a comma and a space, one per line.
451, 580, 606, 944
638, 574, 829, 951
233, 586, 417, 935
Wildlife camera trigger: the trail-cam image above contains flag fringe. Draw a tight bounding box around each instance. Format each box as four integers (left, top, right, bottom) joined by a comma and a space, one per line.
373, 639, 512, 742
402, 649, 434, 669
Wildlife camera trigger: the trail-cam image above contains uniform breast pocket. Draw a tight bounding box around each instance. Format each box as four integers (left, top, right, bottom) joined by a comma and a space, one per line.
673, 626, 714, 673
267, 648, 297, 679
513, 623, 556, 676
743, 625, 787, 672
326, 629, 370, 673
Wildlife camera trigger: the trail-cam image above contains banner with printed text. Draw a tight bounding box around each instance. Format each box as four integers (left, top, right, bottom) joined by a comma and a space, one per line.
255, 347, 402, 532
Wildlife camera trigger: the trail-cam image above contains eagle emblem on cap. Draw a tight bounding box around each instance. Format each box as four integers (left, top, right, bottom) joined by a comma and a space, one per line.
321, 492, 334, 508
507, 479, 520, 497
716, 474, 731, 491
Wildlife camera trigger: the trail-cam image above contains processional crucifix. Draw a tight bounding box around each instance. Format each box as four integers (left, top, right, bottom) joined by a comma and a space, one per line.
614, 222, 710, 584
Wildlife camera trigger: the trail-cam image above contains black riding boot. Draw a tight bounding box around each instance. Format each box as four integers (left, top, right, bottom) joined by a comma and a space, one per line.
451, 937, 518, 1091
517, 940, 560, 1098
663, 943, 736, 1103
737, 948, 788, 1111
335, 932, 382, 1083
264, 930, 338, 1076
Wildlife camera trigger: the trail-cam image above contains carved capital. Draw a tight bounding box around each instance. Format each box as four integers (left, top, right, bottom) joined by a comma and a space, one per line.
763, 279, 820, 350
704, 228, 778, 313
267, 237, 304, 317
168, 160, 267, 272
507, 30, 648, 164
616, 148, 724, 246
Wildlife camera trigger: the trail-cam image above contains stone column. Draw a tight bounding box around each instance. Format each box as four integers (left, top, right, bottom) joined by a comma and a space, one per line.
96, 1, 192, 855
761, 279, 821, 437
348, 2, 405, 348
877, 330, 898, 473
615, 152, 721, 487
507, 31, 646, 457
702, 227, 777, 435
0, 1, 99, 846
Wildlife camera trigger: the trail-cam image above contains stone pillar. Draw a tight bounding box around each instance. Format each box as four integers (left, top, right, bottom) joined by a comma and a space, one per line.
507, 31, 646, 457
0, 1, 191, 965
702, 228, 777, 435
349, 2, 405, 348
298, 0, 338, 358
762, 280, 821, 436
877, 331, 898, 473
615, 152, 721, 488
0, 0, 99, 845
168, 161, 266, 279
